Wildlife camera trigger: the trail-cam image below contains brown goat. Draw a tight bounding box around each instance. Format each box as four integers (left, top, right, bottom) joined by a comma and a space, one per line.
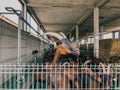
73, 61, 113, 90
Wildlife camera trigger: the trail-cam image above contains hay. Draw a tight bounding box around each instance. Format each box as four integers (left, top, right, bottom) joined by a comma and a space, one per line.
99, 39, 120, 60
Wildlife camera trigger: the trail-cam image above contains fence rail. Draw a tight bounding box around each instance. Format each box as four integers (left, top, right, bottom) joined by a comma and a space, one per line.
0, 63, 120, 90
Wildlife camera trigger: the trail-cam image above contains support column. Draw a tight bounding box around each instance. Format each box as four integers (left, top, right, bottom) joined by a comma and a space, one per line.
112, 31, 115, 39
119, 31, 120, 38
100, 26, 104, 40
86, 35, 89, 50
76, 25, 79, 40
76, 25, 79, 47
90, 37, 92, 44
20, 0, 27, 31
0, 20, 2, 61
37, 25, 40, 51
23, 4, 28, 62
23, 5, 27, 31
94, 7, 99, 58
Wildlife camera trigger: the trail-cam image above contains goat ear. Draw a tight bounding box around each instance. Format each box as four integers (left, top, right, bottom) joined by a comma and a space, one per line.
62, 62, 70, 66
83, 60, 91, 66
99, 63, 106, 74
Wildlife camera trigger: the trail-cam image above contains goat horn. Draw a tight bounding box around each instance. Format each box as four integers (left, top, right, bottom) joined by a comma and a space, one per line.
107, 64, 111, 74
99, 63, 106, 73
62, 62, 70, 67
83, 60, 91, 66
82, 60, 91, 68
45, 32, 64, 40
70, 37, 74, 42
59, 32, 66, 38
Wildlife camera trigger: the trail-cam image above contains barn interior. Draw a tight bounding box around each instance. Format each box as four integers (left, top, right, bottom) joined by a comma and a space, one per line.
0, 0, 120, 89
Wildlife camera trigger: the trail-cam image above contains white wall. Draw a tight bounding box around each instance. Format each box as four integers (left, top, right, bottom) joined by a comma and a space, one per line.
0, 19, 49, 64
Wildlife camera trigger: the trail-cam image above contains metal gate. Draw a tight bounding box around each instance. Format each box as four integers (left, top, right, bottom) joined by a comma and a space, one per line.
0, 63, 120, 90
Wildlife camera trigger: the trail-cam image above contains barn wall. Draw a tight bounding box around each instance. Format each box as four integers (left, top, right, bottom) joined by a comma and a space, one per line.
0, 19, 48, 64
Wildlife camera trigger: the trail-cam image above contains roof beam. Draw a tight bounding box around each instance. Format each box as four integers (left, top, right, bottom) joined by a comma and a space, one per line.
68, 0, 110, 34
27, 2, 93, 8
101, 14, 120, 25
27, 6, 46, 32
80, 13, 120, 36
43, 23, 75, 25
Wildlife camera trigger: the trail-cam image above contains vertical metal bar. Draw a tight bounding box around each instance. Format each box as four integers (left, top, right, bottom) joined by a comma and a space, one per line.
17, 65, 20, 90
100, 64, 101, 89
92, 64, 93, 90
73, 63, 74, 89
22, 63, 25, 89
64, 64, 65, 90
32, 65, 33, 89
0, 65, 1, 89
14, 65, 16, 89
81, 64, 83, 89
41, 64, 43, 89
8, 65, 9, 84
50, 64, 51, 89
9, 63, 11, 89
4, 64, 7, 88
28, 64, 30, 89
17, 16, 21, 89
55, 64, 56, 90
102, 67, 106, 89
68, 64, 70, 90
50, 64, 52, 89
59, 64, 61, 90
36, 63, 38, 89
90, 64, 91, 90
46, 64, 47, 89
118, 64, 120, 89
86, 64, 87, 89
77, 64, 79, 90
2, 65, 4, 89
115, 64, 117, 89
18, 16, 21, 64
95, 64, 96, 90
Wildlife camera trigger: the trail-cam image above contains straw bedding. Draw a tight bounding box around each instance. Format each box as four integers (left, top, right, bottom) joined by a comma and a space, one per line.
99, 39, 120, 61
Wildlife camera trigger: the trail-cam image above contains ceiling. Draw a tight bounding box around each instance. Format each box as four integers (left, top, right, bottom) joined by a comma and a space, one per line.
26, 0, 120, 38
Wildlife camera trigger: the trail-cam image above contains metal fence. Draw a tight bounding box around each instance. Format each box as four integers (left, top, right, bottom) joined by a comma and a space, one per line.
0, 63, 120, 90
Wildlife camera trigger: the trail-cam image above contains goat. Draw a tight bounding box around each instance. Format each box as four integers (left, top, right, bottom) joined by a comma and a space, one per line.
74, 60, 113, 90
74, 73, 100, 89
33, 68, 48, 88
47, 65, 71, 89
33, 63, 71, 89
45, 32, 80, 64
